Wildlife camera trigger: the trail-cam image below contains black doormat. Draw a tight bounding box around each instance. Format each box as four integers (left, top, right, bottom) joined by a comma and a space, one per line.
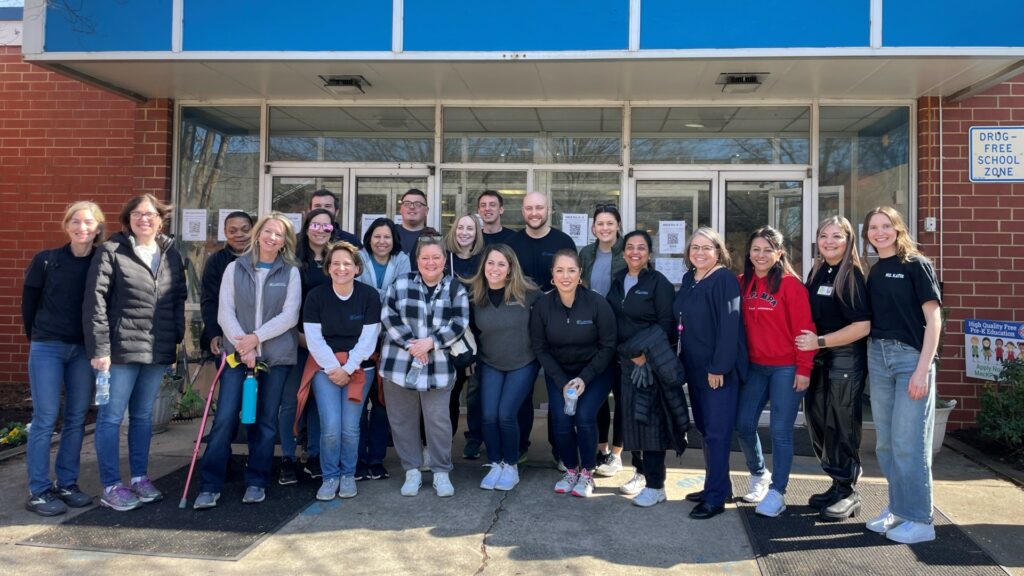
18, 457, 315, 561
729, 475, 1006, 575
686, 425, 817, 457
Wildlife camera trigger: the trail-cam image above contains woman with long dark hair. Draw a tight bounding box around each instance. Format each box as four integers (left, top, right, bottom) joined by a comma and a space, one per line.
860, 206, 942, 544
735, 225, 816, 518
795, 216, 871, 521
85, 194, 187, 511
23, 201, 105, 516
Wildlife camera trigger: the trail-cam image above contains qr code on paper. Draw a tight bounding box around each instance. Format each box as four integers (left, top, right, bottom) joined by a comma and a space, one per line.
188, 221, 201, 236
568, 223, 582, 237
667, 232, 679, 247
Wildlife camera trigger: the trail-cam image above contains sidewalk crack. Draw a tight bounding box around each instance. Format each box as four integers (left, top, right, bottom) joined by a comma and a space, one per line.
474, 490, 511, 576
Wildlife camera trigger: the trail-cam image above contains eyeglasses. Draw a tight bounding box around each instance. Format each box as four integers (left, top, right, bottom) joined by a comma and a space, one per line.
309, 222, 334, 232
401, 201, 427, 209
594, 203, 618, 211
130, 211, 160, 221
689, 244, 716, 253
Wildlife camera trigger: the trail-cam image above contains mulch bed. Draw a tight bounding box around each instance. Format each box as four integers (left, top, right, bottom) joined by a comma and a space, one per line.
0, 406, 99, 455
949, 427, 1024, 472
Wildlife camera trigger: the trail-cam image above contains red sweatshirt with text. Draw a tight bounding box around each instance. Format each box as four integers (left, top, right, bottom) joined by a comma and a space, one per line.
740, 273, 817, 378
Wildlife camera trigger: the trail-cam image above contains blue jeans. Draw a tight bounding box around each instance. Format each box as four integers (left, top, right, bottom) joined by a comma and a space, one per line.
868, 338, 935, 524
279, 348, 320, 460
358, 380, 390, 466
200, 364, 289, 492
26, 341, 94, 496
315, 369, 373, 479
94, 363, 167, 488
735, 363, 804, 494
480, 361, 540, 465
546, 368, 613, 471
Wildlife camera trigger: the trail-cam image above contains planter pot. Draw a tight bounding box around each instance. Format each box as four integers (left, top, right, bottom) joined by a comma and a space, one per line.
933, 399, 957, 454
151, 376, 183, 435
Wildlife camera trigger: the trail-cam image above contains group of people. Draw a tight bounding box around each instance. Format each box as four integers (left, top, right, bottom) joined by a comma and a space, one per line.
23, 188, 942, 544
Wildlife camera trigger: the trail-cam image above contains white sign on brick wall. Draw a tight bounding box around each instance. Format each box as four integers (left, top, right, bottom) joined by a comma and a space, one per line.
969, 126, 1024, 182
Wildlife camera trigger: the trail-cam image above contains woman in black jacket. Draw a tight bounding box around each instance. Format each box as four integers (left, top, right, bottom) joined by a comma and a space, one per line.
85, 194, 187, 512
606, 230, 679, 508
531, 249, 617, 498
199, 211, 253, 356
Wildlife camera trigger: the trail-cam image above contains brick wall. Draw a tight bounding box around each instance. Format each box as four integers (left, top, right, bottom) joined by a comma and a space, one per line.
0, 46, 173, 406
917, 73, 1024, 428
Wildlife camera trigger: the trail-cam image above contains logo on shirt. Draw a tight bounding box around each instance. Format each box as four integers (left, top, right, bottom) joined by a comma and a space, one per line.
747, 291, 778, 308
885, 273, 905, 279
575, 319, 594, 325
349, 314, 364, 322
268, 282, 288, 288
635, 290, 650, 296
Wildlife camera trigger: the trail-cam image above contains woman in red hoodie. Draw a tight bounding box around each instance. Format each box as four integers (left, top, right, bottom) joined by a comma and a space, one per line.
735, 226, 816, 518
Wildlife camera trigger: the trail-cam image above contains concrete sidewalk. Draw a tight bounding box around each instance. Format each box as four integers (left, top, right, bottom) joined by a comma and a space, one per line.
0, 417, 1021, 575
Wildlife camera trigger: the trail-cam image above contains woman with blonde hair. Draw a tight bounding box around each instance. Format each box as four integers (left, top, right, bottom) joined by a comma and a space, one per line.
859, 206, 941, 544
469, 244, 540, 491
194, 212, 301, 509
86, 194, 187, 511
795, 216, 871, 521
444, 213, 485, 280
23, 201, 106, 516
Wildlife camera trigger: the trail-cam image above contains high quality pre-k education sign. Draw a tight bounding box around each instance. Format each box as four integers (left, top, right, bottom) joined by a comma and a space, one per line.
969, 126, 1024, 182
963, 318, 1024, 381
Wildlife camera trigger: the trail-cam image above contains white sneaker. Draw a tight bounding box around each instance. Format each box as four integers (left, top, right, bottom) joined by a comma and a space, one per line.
632, 487, 666, 507
433, 472, 455, 497
401, 469, 422, 497
755, 488, 786, 517
316, 478, 339, 501
885, 520, 936, 544
866, 506, 905, 534
555, 459, 567, 472
594, 453, 623, 477
554, 469, 579, 494
494, 464, 519, 491
480, 463, 503, 490
742, 471, 772, 503
571, 469, 594, 498
419, 447, 431, 472
619, 472, 646, 496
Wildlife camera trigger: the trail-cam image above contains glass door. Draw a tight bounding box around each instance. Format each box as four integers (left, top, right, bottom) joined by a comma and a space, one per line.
631, 171, 715, 285
351, 169, 431, 239
719, 171, 812, 277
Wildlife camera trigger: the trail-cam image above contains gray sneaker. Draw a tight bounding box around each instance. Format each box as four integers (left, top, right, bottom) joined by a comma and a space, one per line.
316, 478, 340, 501
242, 485, 266, 504
130, 477, 163, 503
55, 484, 93, 508
100, 484, 142, 511
26, 489, 68, 517
192, 491, 220, 510
338, 476, 357, 499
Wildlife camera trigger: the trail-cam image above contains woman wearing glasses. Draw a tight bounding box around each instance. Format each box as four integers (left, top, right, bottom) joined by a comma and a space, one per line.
735, 226, 816, 518
672, 227, 747, 519
354, 217, 411, 481
795, 216, 871, 521
85, 194, 187, 511
380, 231, 470, 498
278, 208, 336, 485
858, 207, 942, 544
579, 204, 626, 477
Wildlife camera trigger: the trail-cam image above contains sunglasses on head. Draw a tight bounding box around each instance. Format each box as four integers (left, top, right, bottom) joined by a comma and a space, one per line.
309, 222, 334, 232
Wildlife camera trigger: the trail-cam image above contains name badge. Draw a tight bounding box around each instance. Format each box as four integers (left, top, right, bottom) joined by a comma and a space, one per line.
817, 285, 834, 296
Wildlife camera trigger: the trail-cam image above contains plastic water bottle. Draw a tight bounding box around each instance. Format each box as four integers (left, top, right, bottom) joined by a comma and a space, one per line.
564, 386, 578, 416
94, 370, 110, 405
241, 370, 258, 424
405, 359, 424, 388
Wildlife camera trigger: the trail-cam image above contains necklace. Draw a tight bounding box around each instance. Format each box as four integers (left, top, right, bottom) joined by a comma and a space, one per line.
693, 265, 719, 286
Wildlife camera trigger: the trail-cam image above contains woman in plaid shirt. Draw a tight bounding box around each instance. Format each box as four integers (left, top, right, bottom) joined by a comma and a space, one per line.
380, 231, 470, 498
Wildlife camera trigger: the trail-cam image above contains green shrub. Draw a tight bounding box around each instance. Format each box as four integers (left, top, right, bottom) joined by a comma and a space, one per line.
0, 421, 28, 448
978, 359, 1024, 454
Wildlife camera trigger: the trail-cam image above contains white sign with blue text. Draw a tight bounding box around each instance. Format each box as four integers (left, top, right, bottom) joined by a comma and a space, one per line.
969, 126, 1024, 182
963, 319, 1024, 381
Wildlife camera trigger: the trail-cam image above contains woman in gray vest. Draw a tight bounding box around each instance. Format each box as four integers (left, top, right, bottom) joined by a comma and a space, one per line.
193, 213, 302, 509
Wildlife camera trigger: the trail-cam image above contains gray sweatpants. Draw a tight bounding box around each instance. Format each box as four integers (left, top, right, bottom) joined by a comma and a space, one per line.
383, 380, 454, 473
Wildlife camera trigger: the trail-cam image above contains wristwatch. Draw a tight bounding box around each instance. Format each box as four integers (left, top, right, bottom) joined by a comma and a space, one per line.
817, 336, 826, 349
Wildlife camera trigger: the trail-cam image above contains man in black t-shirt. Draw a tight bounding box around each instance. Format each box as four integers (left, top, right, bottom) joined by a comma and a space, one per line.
507, 192, 576, 292
396, 189, 429, 258
478, 190, 516, 246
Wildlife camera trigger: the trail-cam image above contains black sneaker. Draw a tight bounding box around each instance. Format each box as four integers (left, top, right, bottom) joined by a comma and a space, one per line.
278, 459, 298, 486
595, 451, 612, 467
369, 463, 390, 480
26, 489, 68, 517
304, 456, 323, 479
55, 484, 93, 508
462, 439, 482, 460
354, 462, 370, 481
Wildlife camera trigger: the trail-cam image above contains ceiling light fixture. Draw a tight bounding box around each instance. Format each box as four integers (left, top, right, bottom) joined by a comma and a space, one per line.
685, 123, 705, 129
715, 72, 767, 94
319, 75, 371, 95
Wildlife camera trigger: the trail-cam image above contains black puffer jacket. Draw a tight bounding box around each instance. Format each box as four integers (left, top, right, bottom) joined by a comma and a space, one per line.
619, 325, 690, 455
84, 232, 187, 365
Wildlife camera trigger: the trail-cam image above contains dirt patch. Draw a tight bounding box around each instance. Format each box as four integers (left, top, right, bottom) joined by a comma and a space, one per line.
949, 427, 1024, 473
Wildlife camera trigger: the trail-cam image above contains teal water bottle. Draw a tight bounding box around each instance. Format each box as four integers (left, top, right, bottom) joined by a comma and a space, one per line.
241, 370, 258, 424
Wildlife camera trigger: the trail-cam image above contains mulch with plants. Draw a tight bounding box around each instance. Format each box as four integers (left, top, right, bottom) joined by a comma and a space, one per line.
950, 427, 1024, 473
